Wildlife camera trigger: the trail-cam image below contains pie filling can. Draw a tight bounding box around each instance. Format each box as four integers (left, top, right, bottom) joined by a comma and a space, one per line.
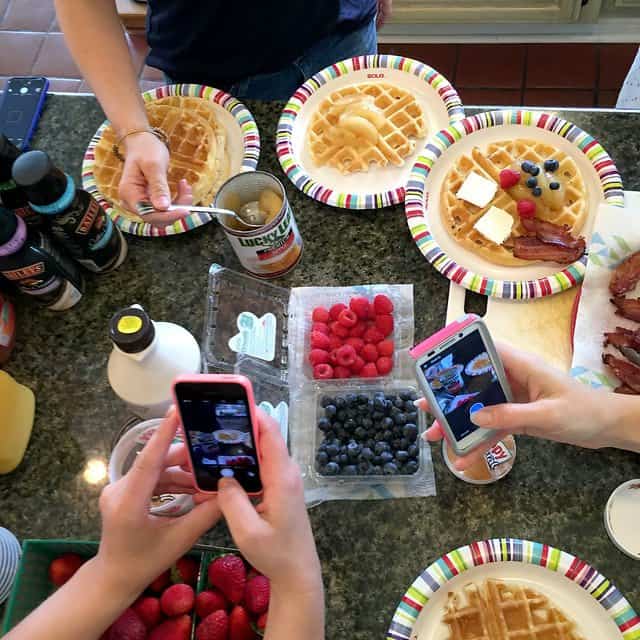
215, 171, 303, 279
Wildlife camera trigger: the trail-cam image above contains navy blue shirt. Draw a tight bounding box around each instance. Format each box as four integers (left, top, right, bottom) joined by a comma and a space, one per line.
146, 0, 376, 89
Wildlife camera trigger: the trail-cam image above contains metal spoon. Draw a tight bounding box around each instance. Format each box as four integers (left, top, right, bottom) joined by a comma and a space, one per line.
136, 201, 264, 228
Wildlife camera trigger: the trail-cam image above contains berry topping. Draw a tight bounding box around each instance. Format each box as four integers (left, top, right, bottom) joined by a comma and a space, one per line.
373, 294, 394, 315
313, 363, 334, 379
374, 314, 394, 338
376, 356, 393, 375
349, 296, 371, 319
345, 337, 364, 353
329, 303, 347, 321
525, 177, 538, 188
363, 326, 385, 344
349, 322, 367, 338
329, 321, 349, 338
312, 307, 330, 323
377, 339, 394, 357
309, 349, 330, 366
333, 366, 351, 379
337, 308, 358, 328
544, 159, 559, 172
517, 199, 536, 219
549, 181, 560, 190
312, 322, 329, 335
350, 355, 365, 373
360, 362, 379, 378
336, 344, 357, 367
361, 343, 379, 362
521, 161, 533, 173
310, 331, 330, 350
328, 334, 343, 350
498, 168, 520, 189
529, 165, 540, 176
531, 186, 542, 197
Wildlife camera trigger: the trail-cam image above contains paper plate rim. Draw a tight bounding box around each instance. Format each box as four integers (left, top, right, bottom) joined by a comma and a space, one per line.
386, 537, 640, 640
404, 109, 625, 300
81, 83, 261, 237
276, 54, 465, 210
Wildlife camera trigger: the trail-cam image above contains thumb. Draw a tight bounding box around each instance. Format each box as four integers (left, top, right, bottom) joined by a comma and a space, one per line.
217, 478, 263, 541
470, 401, 550, 436
145, 166, 171, 210
177, 497, 222, 539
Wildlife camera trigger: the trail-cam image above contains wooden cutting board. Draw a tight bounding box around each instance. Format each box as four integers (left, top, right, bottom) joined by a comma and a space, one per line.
446, 283, 577, 372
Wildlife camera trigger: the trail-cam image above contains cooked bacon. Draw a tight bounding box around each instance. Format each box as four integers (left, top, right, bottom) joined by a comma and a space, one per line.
520, 217, 583, 249
610, 250, 640, 296
603, 326, 640, 348
513, 236, 585, 264
614, 384, 639, 395
611, 297, 640, 322
602, 353, 640, 392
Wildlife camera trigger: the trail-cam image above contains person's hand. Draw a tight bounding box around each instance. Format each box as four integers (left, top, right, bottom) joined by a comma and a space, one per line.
419, 342, 615, 470
118, 132, 191, 226
95, 407, 221, 599
216, 408, 322, 595
377, 0, 393, 29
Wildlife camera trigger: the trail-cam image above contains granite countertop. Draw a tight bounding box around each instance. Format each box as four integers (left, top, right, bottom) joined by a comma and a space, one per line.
2, 95, 639, 638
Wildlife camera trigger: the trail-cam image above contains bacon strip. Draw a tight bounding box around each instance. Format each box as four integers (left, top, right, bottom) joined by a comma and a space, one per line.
602, 353, 640, 392
603, 326, 640, 348
513, 236, 585, 264
610, 250, 640, 296
611, 297, 640, 322
520, 217, 583, 249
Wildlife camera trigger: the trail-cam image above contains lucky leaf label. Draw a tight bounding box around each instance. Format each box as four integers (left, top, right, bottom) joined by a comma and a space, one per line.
228, 311, 276, 362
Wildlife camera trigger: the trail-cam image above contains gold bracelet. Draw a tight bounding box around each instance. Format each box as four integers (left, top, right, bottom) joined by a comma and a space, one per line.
112, 127, 169, 161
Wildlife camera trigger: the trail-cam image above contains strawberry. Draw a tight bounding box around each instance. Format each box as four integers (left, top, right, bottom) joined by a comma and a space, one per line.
373, 294, 394, 315
333, 365, 351, 379
208, 554, 246, 604
229, 605, 255, 640
350, 355, 365, 374
196, 610, 229, 640
105, 608, 146, 640
363, 326, 385, 344
374, 315, 394, 338
309, 348, 329, 366
311, 306, 330, 323
313, 363, 333, 380
349, 296, 370, 319
499, 168, 521, 189
243, 576, 270, 616
361, 362, 379, 378
517, 199, 536, 219
246, 567, 262, 581
149, 570, 171, 593
311, 321, 329, 335
161, 583, 195, 617
310, 330, 330, 350
337, 308, 357, 328
328, 303, 347, 321
133, 596, 162, 629
256, 612, 267, 635
149, 615, 191, 640
48, 553, 84, 587
376, 356, 393, 375
349, 322, 367, 338
172, 556, 199, 586
196, 590, 228, 619
361, 343, 378, 363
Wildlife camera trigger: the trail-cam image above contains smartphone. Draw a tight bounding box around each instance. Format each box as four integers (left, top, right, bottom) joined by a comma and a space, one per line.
173, 374, 262, 495
410, 314, 513, 456
0, 77, 49, 149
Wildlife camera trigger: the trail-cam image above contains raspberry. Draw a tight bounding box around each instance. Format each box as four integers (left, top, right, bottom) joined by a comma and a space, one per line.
364, 326, 385, 344
309, 349, 329, 366
310, 331, 330, 350
329, 348, 340, 365
349, 296, 370, 320
350, 355, 365, 374
312, 307, 330, 323
313, 363, 333, 379
330, 321, 350, 338
349, 322, 367, 338
377, 339, 394, 357
361, 362, 378, 378
333, 366, 351, 379
373, 294, 394, 315
376, 356, 393, 375
499, 168, 521, 189
517, 199, 536, 219
361, 343, 379, 363
336, 344, 357, 367
328, 334, 343, 350
312, 322, 329, 335
329, 303, 347, 321
375, 315, 394, 338
345, 337, 364, 353
337, 309, 358, 328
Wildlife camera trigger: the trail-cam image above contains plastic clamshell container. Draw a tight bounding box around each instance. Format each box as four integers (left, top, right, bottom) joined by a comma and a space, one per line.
310, 382, 426, 483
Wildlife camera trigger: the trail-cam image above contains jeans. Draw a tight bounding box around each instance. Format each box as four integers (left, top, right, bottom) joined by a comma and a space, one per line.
164, 17, 377, 101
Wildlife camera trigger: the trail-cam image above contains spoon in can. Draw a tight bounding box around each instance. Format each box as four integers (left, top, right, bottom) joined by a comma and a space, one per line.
136, 201, 265, 228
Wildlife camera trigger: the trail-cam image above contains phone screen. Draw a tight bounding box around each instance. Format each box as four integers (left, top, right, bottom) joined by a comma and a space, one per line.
176, 382, 262, 493
420, 328, 507, 442
0, 77, 48, 148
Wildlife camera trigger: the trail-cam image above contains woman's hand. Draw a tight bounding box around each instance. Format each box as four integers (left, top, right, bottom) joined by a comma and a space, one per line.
95, 408, 221, 600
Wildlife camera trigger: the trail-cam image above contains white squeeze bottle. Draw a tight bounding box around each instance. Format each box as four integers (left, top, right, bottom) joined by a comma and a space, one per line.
107, 305, 201, 419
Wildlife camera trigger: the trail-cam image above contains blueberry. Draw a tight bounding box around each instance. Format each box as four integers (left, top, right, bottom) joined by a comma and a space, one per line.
404, 400, 416, 411
344, 418, 356, 431
343, 464, 358, 476
374, 432, 385, 442
394, 413, 407, 426
371, 465, 383, 475
521, 160, 533, 172
403, 423, 418, 441
404, 460, 419, 474
361, 417, 373, 429
354, 426, 367, 440
361, 447, 374, 461
326, 444, 339, 457
324, 462, 340, 475
346, 408, 357, 419
549, 181, 560, 190
347, 441, 361, 458
338, 453, 349, 466
321, 396, 334, 407
383, 430, 393, 441
383, 462, 399, 475
337, 429, 348, 440
526, 176, 537, 188
382, 417, 394, 429
399, 390, 412, 401
544, 159, 559, 172
335, 397, 346, 409
318, 417, 332, 432
358, 461, 370, 474
406, 411, 418, 423
372, 410, 384, 421
373, 455, 383, 465
393, 397, 404, 409
357, 393, 369, 405
530, 165, 540, 176
373, 396, 386, 411
345, 393, 357, 406
532, 186, 542, 197
325, 404, 337, 417
395, 450, 409, 463
332, 420, 342, 430
391, 439, 402, 450
407, 444, 419, 459
365, 439, 375, 450
380, 451, 394, 464
316, 451, 329, 465
399, 438, 409, 451
336, 410, 347, 422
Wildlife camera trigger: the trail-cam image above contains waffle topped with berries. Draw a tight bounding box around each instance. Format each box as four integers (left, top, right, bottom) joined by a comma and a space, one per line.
440, 139, 588, 267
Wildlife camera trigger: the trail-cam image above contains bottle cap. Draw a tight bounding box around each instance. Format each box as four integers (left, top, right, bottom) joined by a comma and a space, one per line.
11, 150, 67, 206
0, 208, 18, 245
604, 479, 640, 560
109, 307, 155, 354
0, 134, 21, 182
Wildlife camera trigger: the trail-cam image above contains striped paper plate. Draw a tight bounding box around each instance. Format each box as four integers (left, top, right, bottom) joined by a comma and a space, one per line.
387, 538, 639, 640
405, 110, 624, 299
82, 84, 260, 237
276, 55, 464, 210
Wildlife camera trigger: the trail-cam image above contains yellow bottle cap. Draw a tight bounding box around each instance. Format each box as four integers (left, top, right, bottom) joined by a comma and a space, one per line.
117, 315, 143, 334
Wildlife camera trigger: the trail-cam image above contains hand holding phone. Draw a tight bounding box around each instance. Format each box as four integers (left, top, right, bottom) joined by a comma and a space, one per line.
411, 315, 513, 456
173, 374, 262, 495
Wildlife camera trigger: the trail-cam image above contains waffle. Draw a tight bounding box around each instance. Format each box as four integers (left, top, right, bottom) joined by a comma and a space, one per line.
440, 139, 588, 267
443, 579, 583, 640
93, 102, 220, 218
306, 83, 427, 174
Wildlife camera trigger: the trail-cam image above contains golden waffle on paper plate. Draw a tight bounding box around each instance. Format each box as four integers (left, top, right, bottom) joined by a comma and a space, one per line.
440, 139, 588, 267
306, 83, 427, 174
443, 579, 583, 640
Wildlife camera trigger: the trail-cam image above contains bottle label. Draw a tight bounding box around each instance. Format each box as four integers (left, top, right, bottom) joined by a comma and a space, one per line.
48, 280, 83, 311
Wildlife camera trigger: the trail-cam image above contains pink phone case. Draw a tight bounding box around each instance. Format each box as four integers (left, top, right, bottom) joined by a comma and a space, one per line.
409, 314, 480, 361
172, 374, 262, 496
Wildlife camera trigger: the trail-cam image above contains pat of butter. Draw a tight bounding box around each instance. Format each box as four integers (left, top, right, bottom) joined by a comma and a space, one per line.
473, 206, 514, 245
456, 171, 497, 208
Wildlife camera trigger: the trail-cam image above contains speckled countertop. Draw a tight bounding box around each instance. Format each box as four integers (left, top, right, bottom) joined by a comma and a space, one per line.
1, 95, 639, 638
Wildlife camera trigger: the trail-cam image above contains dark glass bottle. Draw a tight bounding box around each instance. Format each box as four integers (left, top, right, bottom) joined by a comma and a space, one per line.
0, 207, 84, 310
12, 150, 127, 273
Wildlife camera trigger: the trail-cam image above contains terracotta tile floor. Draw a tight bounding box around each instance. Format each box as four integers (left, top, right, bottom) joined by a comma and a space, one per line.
0, 0, 637, 109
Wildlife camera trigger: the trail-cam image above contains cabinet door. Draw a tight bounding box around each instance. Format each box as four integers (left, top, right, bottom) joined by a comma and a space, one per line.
391, 0, 585, 23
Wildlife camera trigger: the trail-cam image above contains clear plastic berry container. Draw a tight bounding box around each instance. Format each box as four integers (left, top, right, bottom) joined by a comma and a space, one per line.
310, 382, 426, 483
